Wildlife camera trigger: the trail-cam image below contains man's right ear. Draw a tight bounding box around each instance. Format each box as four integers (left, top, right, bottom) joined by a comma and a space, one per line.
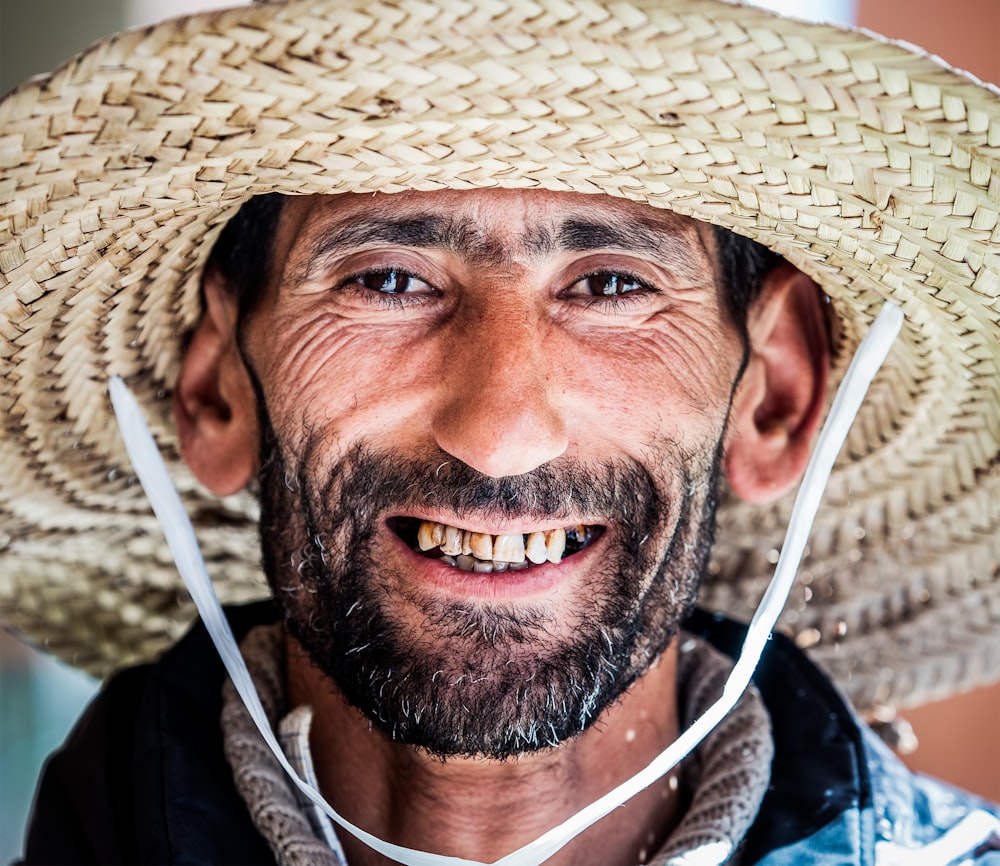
173, 265, 259, 496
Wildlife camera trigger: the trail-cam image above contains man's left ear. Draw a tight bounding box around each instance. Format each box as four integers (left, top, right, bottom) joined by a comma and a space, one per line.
724, 262, 830, 504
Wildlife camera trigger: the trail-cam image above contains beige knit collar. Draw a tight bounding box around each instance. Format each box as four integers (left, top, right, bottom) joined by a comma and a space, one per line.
221, 623, 773, 866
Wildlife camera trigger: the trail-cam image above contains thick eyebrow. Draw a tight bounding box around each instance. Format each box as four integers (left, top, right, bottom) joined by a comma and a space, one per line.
293, 216, 510, 286
556, 219, 709, 283
290, 211, 710, 286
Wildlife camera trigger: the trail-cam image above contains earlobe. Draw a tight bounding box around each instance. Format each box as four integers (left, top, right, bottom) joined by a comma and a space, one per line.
724, 263, 830, 504
173, 266, 259, 496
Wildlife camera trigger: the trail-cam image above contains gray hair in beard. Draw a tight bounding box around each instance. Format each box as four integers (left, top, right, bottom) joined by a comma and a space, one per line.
257, 415, 723, 760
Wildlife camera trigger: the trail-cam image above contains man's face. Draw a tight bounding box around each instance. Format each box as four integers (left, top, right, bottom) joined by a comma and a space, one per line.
237, 190, 747, 759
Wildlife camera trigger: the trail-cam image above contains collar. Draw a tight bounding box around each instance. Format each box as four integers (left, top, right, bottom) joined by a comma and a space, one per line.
683, 609, 871, 864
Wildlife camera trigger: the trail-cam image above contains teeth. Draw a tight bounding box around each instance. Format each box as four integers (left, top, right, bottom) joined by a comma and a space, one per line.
525, 531, 547, 565
492, 533, 526, 563
418, 521, 445, 551
441, 525, 464, 556
545, 528, 566, 564
469, 532, 493, 560
414, 520, 588, 570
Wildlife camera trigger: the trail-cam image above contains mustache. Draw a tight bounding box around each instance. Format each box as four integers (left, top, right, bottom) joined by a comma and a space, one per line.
293, 441, 671, 533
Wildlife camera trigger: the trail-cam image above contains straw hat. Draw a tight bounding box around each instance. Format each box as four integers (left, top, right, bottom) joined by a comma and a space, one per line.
1, 0, 998, 714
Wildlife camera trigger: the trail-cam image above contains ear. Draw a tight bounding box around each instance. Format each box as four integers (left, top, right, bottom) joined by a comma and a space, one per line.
724, 263, 830, 504
173, 266, 259, 496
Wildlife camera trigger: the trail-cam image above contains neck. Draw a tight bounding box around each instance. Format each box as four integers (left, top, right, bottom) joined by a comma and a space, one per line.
286, 635, 684, 866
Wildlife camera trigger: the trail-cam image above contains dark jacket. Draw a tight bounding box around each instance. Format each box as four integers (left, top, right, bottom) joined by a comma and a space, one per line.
21, 603, 1000, 865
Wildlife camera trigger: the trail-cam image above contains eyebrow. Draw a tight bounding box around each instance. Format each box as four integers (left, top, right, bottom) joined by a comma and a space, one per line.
556, 219, 708, 282
291, 211, 709, 286
293, 216, 509, 285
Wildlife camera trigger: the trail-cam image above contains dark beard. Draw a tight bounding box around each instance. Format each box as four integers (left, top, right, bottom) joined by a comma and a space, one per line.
257, 412, 722, 760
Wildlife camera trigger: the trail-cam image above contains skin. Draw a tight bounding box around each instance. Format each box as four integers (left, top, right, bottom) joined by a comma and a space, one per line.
175, 188, 829, 865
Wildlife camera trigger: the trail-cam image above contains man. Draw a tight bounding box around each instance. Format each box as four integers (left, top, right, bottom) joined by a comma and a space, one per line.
2, 1, 999, 864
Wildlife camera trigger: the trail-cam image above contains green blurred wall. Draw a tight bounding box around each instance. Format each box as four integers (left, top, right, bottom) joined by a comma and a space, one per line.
0, 5, 126, 861
1, 0, 126, 94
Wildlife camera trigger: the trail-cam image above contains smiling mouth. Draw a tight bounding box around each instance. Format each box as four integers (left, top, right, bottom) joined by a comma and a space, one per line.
393, 518, 601, 574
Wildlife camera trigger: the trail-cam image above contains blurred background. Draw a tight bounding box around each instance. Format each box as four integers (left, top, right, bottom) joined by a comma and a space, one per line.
1, 0, 997, 862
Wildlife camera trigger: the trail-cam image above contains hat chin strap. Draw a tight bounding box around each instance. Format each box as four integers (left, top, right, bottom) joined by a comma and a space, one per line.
110, 303, 903, 866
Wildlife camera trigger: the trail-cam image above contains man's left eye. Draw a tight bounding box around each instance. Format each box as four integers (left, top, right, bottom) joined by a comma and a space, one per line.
568, 273, 648, 297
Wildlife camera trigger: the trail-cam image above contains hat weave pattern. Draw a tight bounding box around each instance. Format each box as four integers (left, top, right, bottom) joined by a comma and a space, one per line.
1, 0, 998, 710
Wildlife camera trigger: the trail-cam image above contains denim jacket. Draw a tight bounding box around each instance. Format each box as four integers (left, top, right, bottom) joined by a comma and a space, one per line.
683, 610, 1000, 865
753, 728, 1000, 864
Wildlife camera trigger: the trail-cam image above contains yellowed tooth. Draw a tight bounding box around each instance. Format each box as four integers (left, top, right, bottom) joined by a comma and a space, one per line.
545, 527, 567, 563
469, 532, 493, 561
441, 524, 463, 556
525, 531, 547, 564
417, 521, 442, 551
493, 533, 526, 563
462, 530, 473, 556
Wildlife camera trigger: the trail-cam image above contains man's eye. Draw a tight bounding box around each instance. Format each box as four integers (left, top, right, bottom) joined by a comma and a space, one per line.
571, 273, 648, 297
592, 273, 641, 296
564, 271, 653, 299
356, 269, 431, 294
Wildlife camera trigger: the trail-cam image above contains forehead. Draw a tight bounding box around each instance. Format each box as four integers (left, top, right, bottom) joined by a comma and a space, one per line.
274, 188, 717, 277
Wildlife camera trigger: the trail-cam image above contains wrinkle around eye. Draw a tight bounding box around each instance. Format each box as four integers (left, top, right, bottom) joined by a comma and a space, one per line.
261, 313, 416, 389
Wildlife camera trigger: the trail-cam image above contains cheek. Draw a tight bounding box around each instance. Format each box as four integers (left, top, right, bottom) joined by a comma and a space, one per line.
250, 299, 742, 464
564, 318, 741, 445
253, 312, 444, 448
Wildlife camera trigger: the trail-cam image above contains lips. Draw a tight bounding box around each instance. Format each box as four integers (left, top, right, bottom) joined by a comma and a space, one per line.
393, 518, 600, 575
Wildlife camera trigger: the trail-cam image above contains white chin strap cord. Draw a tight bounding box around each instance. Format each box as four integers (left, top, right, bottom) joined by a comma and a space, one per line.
110, 303, 903, 866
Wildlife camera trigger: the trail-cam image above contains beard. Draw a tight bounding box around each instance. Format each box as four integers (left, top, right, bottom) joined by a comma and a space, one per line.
257, 408, 723, 760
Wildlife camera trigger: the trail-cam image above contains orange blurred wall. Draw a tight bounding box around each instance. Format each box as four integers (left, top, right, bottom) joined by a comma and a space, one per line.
853, 0, 999, 803
900, 686, 1000, 803
857, 0, 999, 85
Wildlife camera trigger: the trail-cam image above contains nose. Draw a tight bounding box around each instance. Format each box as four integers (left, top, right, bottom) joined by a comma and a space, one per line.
431, 310, 569, 478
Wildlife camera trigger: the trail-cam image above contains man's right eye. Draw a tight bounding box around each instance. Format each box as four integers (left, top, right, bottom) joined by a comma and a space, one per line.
356, 269, 432, 295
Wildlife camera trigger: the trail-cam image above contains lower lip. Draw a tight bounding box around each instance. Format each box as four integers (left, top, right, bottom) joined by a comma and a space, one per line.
388, 527, 604, 601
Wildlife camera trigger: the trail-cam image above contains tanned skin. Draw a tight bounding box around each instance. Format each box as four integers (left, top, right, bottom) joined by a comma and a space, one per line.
175, 189, 829, 866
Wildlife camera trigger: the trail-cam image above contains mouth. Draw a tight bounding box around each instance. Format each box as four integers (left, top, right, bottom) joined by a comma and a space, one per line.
392, 518, 602, 575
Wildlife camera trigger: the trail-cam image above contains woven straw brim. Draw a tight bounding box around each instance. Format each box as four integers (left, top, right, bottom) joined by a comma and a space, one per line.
1, 0, 998, 711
